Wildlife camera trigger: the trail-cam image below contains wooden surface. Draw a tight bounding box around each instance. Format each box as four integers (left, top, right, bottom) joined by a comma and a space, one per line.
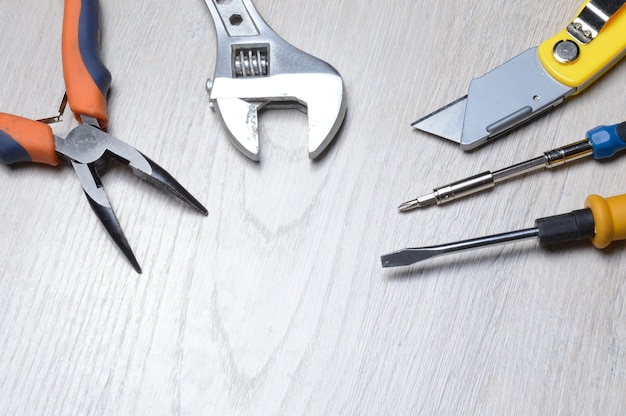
1, 1, 626, 414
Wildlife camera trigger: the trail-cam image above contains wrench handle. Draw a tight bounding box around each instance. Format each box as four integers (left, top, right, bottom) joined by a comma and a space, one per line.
205, 0, 263, 37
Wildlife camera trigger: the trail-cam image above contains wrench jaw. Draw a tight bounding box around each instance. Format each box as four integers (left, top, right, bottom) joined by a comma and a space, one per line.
209, 72, 346, 161
204, 0, 347, 160
213, 97, 262, 161
305, 76, 346, 159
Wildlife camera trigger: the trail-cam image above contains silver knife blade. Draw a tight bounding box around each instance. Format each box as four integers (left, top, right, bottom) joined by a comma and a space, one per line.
413, 47, 575, 150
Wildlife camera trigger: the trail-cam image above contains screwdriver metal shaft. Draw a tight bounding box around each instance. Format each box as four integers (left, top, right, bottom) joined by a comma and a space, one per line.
381, 228, 539, 267
398, 140, 593, 211
399, 122, 626, 211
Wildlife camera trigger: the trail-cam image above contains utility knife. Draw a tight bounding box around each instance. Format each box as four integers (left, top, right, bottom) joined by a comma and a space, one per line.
413, 0, 626, 150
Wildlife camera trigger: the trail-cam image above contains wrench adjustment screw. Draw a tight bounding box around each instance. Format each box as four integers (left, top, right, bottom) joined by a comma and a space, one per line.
233, 46, 268, 77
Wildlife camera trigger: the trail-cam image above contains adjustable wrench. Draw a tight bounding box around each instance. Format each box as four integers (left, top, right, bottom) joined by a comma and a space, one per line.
203, 0, 347, 161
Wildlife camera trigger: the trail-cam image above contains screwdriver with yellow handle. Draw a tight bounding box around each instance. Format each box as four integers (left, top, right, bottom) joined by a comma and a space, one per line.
382, 193, 626, 268
399, 122, 626, 211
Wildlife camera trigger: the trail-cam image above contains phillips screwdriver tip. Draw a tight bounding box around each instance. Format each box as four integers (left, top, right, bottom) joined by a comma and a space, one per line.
398, 193, 437, 212
398, 200, 419, 212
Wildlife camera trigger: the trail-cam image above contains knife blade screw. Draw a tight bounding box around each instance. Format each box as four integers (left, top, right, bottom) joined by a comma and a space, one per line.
553, 40, 580, 64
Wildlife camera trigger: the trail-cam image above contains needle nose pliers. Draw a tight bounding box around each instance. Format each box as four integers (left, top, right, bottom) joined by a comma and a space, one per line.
0, 0, 207, 273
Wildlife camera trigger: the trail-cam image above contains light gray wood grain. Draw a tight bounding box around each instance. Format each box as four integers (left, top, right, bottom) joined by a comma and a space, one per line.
1, 0, 625, 415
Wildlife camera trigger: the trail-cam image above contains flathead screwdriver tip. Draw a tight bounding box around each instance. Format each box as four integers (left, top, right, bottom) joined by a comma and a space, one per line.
381, 247, 440, 267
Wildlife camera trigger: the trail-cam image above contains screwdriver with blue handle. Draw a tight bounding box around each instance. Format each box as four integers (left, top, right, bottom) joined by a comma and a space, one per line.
382, 193, 626, 268
399, 122, 626, 211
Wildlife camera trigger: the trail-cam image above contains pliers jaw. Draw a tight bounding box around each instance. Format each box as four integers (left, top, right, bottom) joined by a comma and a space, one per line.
204, 0, 347, 161
70, 159, 143, 273
54, 125, 208, 273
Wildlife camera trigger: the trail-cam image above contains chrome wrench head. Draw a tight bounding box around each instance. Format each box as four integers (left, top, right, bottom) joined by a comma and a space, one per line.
203, 0, 347, 161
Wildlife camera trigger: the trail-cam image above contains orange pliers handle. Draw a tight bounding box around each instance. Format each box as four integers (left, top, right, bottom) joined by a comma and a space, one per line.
62, 0, 112, 129
0, 114, 59, 166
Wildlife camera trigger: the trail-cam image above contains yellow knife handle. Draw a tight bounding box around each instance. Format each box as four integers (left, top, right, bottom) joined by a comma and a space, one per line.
538, 1, 626, 91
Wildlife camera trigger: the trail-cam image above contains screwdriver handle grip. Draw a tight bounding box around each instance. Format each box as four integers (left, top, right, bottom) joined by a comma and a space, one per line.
588, 122, 626, 159
535, 209, 595, 245
585, 193, 626, 248
0, 113, 59, 166
62, 0, 112, 129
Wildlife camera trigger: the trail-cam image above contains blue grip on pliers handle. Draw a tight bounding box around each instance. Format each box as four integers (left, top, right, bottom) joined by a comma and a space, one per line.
0, 113, 59, 165
62, 0, 112, 129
